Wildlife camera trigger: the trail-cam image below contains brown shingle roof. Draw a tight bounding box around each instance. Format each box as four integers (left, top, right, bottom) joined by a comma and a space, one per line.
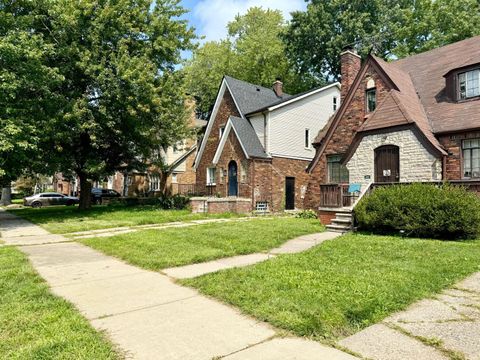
393, 35, 480, 133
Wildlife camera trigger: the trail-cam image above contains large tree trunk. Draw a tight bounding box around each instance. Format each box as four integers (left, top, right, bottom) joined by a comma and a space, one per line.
0, 186, 12, 206
78, 173, 92, 210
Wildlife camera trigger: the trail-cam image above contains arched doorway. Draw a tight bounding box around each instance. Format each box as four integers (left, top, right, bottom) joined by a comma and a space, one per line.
374, 145, 400, 182
228, 160, 238, 196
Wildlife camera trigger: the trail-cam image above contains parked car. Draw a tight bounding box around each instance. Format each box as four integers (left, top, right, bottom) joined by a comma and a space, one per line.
91, 188, 122, 204
24, 193, 79, 208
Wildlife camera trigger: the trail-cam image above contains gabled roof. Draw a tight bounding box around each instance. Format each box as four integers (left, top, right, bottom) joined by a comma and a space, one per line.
194, 75, 290, 168
246, 82, 340, 115
212, 116, 269, 164
393, 35, 480, 133
224, 76, 291, 115
170, 145, 197, 171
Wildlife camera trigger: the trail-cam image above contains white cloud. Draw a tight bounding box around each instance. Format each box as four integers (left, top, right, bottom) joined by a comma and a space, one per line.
193, 0, 306, 42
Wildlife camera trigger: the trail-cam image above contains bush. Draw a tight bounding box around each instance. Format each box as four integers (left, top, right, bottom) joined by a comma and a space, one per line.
107, 194, 190, 210
295, 210, 318, 219
355, 183, 480, 240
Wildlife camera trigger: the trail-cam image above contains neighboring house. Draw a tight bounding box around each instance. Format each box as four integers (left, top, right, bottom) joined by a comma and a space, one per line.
52, 115, 206, 198
193, 75, 340, 211
306, 35, 480, 224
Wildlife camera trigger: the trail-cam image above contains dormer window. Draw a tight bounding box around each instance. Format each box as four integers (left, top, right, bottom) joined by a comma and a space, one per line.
366, 88, 376, 113
459, 69, 480, 99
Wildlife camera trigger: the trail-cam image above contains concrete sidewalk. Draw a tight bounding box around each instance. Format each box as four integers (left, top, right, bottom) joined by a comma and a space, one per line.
0, 210, 355, 360
339, 274, 480, 360
163, 231, 340, 279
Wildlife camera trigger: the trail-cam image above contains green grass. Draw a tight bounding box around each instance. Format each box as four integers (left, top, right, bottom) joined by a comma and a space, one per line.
81, 218, 324, 270
8, 205, 244, 234
0, 246, 119, 359
183, 233, 480, 343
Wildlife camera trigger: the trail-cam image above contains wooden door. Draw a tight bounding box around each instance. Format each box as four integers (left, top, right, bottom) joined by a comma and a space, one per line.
228, 161, 238, 196
374, 145, 399, 183
285, 177, 295, 210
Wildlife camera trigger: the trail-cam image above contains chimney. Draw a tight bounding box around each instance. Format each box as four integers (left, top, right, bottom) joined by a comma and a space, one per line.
273, 78, 283, 97
340, 47, 361, 101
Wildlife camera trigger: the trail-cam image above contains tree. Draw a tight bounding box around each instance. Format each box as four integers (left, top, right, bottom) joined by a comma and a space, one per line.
283, 0, 480, 82
1, 0, 195, 209
183, 7, 316, 118
0, 0, 63, 205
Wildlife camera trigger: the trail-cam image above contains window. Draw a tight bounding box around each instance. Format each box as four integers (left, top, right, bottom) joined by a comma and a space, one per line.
366, 88, 376, 113
463, 139, 480, 178
219, 126, 225, 138
172, 173, 178, 183
304, 128, 311, 149
333, 96, 337, 111
206, 167, 216, 185
327, 155, 349, 183
149, 174, 160, 191
459, 69, 480, 99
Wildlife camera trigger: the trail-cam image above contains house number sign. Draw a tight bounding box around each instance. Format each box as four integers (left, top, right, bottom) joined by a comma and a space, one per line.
383, 169, 391, 177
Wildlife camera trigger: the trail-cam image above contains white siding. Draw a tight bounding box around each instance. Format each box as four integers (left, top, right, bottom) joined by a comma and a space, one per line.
268, 86, 340, 160
165, 145, 186, 172
346, 129, 442, 188
249, 114, 265, 147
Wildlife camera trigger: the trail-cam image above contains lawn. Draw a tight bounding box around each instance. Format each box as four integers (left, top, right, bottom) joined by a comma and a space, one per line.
8, 205, 243, 234
0, 246, 119, 359
183, 233, 480, 343
81, 218, 324, 270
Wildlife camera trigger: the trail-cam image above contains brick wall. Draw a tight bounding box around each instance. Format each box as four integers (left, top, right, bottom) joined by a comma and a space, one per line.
215, 130, 252, 198
306, 62, 391, 209
270, 157, 310, 211
196, 90, 240, 191
438, 131, 480, 180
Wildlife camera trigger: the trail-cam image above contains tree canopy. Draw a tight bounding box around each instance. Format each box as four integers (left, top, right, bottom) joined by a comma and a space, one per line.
283, 0, 480, 82
1, 0, 195, 208
183, 7, 316, 118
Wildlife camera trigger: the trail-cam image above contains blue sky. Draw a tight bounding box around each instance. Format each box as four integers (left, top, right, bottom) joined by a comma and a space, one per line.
179, 0, 307, 43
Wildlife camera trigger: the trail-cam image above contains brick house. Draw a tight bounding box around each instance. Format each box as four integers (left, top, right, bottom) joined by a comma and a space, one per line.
193, 75, 340, 212
306, 35, 480, 225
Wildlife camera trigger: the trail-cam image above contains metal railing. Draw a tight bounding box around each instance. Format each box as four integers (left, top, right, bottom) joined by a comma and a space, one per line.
176, 183, 217, 197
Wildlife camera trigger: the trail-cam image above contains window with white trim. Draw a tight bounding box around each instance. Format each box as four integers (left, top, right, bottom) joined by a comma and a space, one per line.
459, 69, 480, 100
304, 128, 311, 149
172, 173, 178, 183
149, 174, 160, 191
206, 167, 216, 185
333, 96, 337, 111
219, 126, 225, 138
463, 139, 480, 178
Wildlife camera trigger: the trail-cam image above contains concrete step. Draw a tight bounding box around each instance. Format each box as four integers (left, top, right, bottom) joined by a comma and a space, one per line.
332, 217, 351, 224
335, 212, 353, 219
326, 224, 351, 233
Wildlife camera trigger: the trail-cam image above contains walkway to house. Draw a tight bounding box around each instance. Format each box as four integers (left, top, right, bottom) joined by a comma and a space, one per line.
0, 209, 354, 360
162, 231, 340, 279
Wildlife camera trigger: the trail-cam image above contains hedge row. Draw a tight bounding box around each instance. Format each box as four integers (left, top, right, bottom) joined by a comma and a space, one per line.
355, 183, 480, 240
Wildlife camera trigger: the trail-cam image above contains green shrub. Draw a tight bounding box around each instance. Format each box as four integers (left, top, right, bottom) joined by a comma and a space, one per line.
355, 183, 480, 240
157, 194, 190, 210
108, 194, 190, 209
295, 209, 318, 219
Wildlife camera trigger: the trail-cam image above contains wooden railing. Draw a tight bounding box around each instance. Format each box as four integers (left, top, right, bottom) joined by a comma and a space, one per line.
319, 184, 350, 207
176, 183, 216, 197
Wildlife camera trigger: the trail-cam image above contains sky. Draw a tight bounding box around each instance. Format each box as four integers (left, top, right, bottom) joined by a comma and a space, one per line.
180, 0, 307, 43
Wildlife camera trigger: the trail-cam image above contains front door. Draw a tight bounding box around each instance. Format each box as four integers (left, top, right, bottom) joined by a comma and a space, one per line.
374, 145, 400, 182
285, 177, 295, 210
228, 160, 238, 196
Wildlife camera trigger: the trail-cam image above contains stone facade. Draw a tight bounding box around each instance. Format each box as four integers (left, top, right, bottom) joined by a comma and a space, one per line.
347, 129, 442, 188
306, 62, 391, 208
